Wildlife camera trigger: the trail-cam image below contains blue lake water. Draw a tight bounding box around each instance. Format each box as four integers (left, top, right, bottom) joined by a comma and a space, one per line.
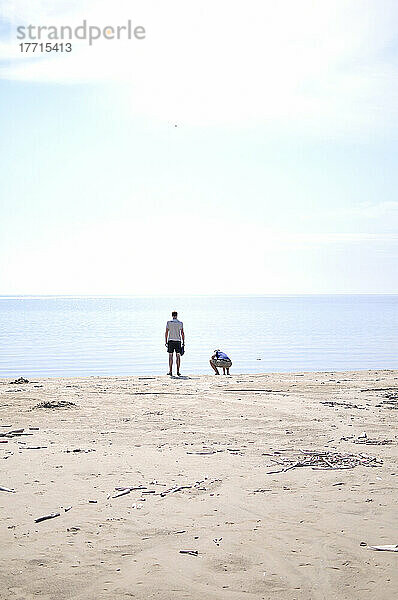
0, 295, 397, 377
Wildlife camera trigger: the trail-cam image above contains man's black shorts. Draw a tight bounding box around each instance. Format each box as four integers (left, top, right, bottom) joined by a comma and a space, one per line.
168, 340, 182, 354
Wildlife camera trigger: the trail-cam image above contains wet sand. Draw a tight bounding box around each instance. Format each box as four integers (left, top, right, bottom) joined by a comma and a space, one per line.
1, 370, 397, 599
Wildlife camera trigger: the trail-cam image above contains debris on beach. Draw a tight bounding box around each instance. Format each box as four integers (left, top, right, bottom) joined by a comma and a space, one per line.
112, 478, 221, 501
179, 550, 198, 556
320, 400, 363, 409
368, 544, 398, 552
0, 485, 15, 493
354, 438, 393, 446
10, 377, 29, 385
360, 387, 397, 393
35, 512, 60, 523
112, 489, 131, 499
186, 447, 223, 455
160, 478, 221, 498
265, 450, 383, 473
115, 486, 147, 492
160, 485, 191, 496
0, 428, 24, 438
376, 392, 398, 410
34, 400, 76, 409
340, 433, 393, 445
65, 448, 95, 453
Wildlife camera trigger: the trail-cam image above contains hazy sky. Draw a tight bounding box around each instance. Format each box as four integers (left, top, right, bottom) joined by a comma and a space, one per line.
0, 0, 397, 295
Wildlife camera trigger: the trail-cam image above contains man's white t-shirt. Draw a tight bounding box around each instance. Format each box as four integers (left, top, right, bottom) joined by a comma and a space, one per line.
167, 319, 183, 341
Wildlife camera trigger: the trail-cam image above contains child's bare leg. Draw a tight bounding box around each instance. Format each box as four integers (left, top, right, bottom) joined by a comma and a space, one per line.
210, 359, 220, 375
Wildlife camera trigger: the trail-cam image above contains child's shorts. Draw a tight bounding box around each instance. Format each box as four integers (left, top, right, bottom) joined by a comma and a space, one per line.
213, 359, 232, 368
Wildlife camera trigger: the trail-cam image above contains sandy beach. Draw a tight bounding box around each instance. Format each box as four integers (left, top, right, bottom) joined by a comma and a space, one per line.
1, 370, 397, 599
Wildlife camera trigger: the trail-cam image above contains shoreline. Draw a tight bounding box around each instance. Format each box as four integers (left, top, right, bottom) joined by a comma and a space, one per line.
2, 366, 398, 381
1, 370, 397, 599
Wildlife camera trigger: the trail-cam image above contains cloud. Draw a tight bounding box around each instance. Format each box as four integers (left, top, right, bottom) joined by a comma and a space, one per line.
1, 0, 398, 135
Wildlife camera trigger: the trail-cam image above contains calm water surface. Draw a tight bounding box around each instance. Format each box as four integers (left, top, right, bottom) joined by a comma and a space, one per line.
0, 295, 397, 377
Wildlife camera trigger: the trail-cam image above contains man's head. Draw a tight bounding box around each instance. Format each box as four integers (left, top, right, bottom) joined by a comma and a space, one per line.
172, 311, 178, 318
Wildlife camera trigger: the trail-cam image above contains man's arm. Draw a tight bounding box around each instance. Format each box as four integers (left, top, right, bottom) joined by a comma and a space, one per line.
181, 327, 185, 345
165, 325, 169, 345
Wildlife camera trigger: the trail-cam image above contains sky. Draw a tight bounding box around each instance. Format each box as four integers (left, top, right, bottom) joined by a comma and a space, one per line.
0, 0, 397, 295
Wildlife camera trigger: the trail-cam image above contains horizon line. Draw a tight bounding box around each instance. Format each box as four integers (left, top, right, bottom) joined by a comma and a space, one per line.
0, 293, 397, 299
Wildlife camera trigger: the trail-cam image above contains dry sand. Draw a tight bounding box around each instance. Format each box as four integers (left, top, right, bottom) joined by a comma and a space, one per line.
0, 370, 397, 599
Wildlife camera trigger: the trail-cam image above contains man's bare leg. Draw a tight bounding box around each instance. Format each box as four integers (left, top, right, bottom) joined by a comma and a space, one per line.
209, 359, 220, 375
168, 352, 173, 375
176, 353, 181, 375
226, 367, 230, 375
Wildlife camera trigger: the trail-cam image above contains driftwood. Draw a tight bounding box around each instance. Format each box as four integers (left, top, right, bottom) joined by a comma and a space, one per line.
113, 479, 221, 501
368, 544, 398, 552
10, 377, 29, 384
376, 393, 398, 410
179, 550, 198, 556
0, 485, 15, 493
225, 389, 283, 393
35, 400, 76, 409
186, 450, 216, 455
266, 450, 383, 474
112, 490, 131, 498
35, 512, 60, 523
115, 486, 147, 491
354, 438, 392, 446
321, 401, 362, 409
160, 478, 221, 497
0, 428, 25, 438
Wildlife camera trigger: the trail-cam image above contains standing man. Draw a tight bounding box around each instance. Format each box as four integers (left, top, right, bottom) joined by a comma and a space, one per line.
165, 311, 185, 376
